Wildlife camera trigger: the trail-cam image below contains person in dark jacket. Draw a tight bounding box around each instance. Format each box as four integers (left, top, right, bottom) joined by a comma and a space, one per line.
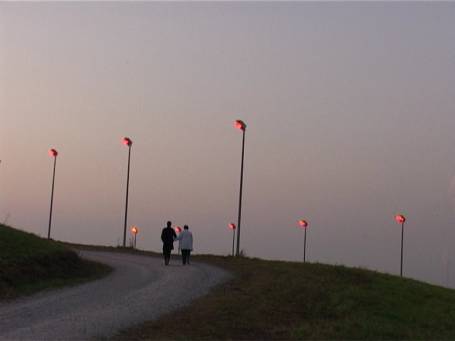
161, 221, 177, 266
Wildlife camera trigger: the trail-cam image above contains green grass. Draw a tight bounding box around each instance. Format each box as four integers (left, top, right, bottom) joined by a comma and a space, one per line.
0, 224, 111, 299
111, 254, 455, 340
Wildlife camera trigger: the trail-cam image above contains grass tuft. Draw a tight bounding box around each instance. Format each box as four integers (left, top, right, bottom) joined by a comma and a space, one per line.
112, 254, 455, 340
0, 224, 111, 299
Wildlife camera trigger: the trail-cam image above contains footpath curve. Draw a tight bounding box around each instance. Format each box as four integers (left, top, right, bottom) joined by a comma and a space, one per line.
0, 250, 230, 340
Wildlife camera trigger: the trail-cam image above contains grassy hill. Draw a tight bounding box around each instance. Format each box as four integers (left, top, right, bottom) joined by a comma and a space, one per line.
0, 224, 110, 299
114, 254, 455, 340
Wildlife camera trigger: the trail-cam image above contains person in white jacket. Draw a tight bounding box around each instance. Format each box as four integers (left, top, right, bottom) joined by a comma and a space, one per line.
175, 225, 193, 265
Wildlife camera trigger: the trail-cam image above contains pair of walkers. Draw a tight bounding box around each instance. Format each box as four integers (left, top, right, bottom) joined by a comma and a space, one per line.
161, 221, 193, 266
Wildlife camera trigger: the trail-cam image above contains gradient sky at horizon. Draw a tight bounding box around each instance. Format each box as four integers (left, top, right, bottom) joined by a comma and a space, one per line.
1, 2, 455, 288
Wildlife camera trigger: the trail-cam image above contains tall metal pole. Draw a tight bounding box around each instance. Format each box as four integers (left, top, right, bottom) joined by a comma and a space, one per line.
236, 129, 246, 256
232, 229, 236, 257
304, 228, 307, 263
123, 145, 131, 247
400, 221, 404, 277
134, 233, 137, 249
47, 156, 57, 240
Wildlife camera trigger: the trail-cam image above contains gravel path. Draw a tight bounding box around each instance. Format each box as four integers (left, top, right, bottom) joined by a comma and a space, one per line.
0, 250, 231, 340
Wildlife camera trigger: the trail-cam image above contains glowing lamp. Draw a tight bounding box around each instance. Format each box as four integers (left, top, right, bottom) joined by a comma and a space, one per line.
298, 219, 308, 228
47, 147, 59, 240
233, 119, 247, 256
48, 148, 58, 157
228, 222, 236, 256
297, 219, 310, 263
234, 120, 246, 131
175, 226, 182, 233
395, 214, 407, 277
121, 136, 133, 247
130, 225, 139, 249
395, 214, 406, 224
122, 137, 133, 146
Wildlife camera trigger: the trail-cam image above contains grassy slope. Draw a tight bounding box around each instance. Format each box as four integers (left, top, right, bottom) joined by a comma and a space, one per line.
112, 254, 455, 340
0, 224, 111, 299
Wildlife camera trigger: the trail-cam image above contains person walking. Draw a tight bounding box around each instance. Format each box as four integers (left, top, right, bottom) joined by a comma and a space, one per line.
175, 225, 193, 265
161, 221, 177, 266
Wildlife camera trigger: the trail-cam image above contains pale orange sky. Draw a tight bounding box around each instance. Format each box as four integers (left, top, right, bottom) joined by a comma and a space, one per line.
1, 2, 455, 288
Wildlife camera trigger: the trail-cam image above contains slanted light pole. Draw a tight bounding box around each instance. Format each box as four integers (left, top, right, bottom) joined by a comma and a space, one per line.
298, 219, 309, 263
234, 120, 247, 256
131, 226, 138, 249
122, 137, 133, 247
228, 223, 236, 256
395, 214, 406, 277
47, 148, 58, 240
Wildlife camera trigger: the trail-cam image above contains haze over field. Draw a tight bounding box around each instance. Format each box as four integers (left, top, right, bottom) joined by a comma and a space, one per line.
1, 2, 455, 288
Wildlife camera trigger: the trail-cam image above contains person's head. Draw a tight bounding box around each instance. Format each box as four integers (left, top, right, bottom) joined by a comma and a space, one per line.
184, 225, 189, 230
166, 221, 172, 228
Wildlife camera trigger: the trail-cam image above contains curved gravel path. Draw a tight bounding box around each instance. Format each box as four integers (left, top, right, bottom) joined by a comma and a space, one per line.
0, 250, 231, 340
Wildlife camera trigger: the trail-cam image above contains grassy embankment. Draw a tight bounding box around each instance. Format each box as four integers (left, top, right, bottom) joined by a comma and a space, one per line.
113, 254, 455, 340
0, 224, 111, 300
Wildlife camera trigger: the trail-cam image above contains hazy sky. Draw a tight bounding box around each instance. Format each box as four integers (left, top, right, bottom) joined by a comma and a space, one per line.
1, 2, 455, 288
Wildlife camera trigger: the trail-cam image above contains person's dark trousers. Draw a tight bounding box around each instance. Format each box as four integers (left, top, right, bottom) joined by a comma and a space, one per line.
182, 249, 191, 265
163, 245, 172, 265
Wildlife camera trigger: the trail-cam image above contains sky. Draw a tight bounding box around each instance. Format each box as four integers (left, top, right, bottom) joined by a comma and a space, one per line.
1, 2, 455, 288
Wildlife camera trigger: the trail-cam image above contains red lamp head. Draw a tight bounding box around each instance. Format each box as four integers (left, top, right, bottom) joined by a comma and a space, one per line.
48, 148, 58, 157
298, 219, 308, 229
131, 226, 138, 235
395, 214, 406, 224
234, 120, 246, 131
175, 226, 182, 233
228, 223, 236, 230
122, 137, 133, 147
